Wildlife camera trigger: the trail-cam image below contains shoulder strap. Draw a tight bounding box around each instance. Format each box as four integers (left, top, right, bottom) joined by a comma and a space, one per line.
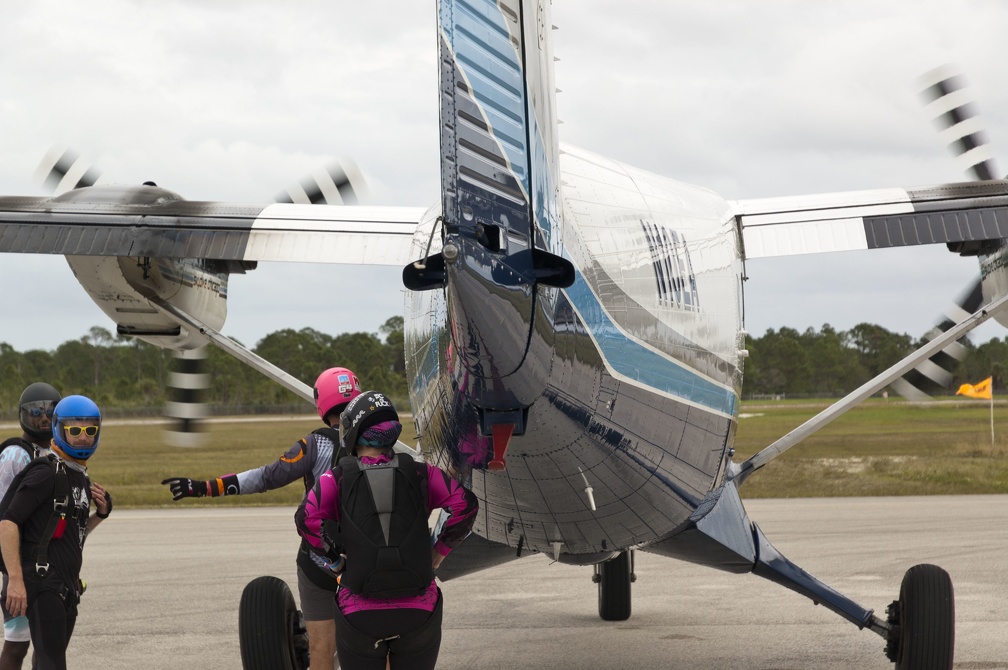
338, 455, 360, 479
29, 457, 70, 577
0, 437, 35, 458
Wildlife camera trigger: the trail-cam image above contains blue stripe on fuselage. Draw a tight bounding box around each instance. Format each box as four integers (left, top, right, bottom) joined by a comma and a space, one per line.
441, 1, 731, 414
565, 270, 736, 417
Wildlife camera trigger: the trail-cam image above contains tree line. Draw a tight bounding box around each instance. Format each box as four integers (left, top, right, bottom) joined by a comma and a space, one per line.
0, 316, 407, 419
744, 323, 1008, 398
4, 318, 1006, 418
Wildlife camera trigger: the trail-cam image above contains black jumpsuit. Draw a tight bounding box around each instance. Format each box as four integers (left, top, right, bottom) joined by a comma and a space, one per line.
3, 460, 91, 670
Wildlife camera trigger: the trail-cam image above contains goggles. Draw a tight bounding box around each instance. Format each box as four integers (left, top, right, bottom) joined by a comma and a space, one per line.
23, 401, 56, 418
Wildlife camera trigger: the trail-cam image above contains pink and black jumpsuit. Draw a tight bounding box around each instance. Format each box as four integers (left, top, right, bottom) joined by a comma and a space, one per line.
296, 454, 477, 670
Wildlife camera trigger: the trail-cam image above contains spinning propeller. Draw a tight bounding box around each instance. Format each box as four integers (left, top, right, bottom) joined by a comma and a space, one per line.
34, 146, 366, 445
35, 146, 105, 195
889, 66, 1001, 400
274, 159, 366, 205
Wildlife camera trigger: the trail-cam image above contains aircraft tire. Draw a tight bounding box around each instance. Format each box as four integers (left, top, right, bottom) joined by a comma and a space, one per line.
888, 564, 955, 670
597, 551, 632, 621
238, 575, 310, 670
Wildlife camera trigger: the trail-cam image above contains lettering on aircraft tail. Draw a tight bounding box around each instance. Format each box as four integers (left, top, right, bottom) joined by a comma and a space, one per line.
640, 221, 699, 310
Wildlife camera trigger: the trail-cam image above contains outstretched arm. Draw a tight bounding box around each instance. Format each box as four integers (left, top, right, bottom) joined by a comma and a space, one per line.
161, 435, 322, 500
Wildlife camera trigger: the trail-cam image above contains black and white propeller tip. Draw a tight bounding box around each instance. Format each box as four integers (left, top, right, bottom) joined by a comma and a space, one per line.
274, 158, 367, 205
918, 65, 1000, 181
34, 145, 104, 195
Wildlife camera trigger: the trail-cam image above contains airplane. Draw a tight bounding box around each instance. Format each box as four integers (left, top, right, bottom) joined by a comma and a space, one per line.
3, 2, 1008, 669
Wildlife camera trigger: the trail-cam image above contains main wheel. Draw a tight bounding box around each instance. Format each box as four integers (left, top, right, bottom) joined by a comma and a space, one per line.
597, 551, 632, 621
886, 564, 954, 670
239, 575, 310, 670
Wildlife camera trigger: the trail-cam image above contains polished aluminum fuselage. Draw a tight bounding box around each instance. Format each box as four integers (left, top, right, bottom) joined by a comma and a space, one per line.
406, 145, 745, 560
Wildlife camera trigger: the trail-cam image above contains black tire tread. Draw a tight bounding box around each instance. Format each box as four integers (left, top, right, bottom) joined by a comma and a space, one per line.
239, 575, 297, 670
598, 551, 632, 621
896, 563, 955, 670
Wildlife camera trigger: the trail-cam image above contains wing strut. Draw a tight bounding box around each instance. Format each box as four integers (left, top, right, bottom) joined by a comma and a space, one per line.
147, 297, 314, 402
146, 296, 423, 459
732, 290, 1008, 486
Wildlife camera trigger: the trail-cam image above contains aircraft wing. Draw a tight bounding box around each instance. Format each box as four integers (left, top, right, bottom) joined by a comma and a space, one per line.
735, 179, 1008, 260
0, 193, 425, 266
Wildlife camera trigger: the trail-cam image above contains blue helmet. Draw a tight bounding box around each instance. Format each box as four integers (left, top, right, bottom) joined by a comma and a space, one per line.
51, 395, 102, 460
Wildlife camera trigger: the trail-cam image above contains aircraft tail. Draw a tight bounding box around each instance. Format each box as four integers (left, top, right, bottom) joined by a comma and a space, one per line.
402, 0, 573, 448
436, 0, 561, 250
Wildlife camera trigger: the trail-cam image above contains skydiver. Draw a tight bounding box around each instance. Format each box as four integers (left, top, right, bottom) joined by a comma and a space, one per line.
0, 383, 61, 670
0, 395, 112, 670
160, 366, 363, 670
296, 391, 478, 670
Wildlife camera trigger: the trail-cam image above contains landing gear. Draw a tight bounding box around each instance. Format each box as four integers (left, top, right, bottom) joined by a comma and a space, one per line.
238, 576, 310, 670
593, 551, 635, 621
884, 564, 955, 670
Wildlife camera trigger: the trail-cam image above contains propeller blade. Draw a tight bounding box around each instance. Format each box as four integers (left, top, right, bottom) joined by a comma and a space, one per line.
918, 65, 1001, 181
164, 347, 210, 448
33, 146, 103, 195
890, 67, 1002, 400
274, 159, 367, 205
890, 277, 982, 400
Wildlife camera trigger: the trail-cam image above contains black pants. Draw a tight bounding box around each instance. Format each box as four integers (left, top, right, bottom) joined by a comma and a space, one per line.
335, 605, 442, 670
27, 589, 77, 670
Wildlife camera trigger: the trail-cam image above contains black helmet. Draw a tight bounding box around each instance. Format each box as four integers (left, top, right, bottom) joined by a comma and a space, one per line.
19, 382, 62, 442
339, 390, 400, 455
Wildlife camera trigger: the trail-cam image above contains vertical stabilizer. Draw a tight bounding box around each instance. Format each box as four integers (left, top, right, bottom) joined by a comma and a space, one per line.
431, 0, 570, 421
437, 0, 561, 248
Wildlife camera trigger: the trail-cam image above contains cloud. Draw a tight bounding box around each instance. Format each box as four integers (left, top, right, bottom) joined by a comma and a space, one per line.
1, 1, 1006, 352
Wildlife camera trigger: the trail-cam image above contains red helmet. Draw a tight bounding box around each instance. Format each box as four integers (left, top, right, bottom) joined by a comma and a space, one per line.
313, 367, 362, 423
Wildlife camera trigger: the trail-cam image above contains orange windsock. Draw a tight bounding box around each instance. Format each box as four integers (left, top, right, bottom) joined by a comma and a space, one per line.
956, 377, 993, 400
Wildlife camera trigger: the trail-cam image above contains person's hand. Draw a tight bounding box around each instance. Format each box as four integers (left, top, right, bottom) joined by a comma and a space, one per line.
432, 548, 445, 571
309, 551, 345, 575
4, 577, 26, 618
91, 483, 112, 518
326, 554, 346, 575
160, 477, 207, 500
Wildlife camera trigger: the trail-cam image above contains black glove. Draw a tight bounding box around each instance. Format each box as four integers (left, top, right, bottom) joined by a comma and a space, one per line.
161, 477, 207, 501
96, 491, 113, 519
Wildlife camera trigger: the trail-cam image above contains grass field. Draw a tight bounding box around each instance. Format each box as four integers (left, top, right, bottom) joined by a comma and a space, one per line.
734, 399, 1008, 498
82, 416, 325, 508
68, 399, 1008, 508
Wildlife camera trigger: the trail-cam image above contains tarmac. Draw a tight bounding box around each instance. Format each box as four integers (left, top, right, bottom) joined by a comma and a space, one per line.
54, 496, 1008, 669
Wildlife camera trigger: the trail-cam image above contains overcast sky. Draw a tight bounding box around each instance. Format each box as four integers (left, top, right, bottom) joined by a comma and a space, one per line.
2, 1, 1007, 354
